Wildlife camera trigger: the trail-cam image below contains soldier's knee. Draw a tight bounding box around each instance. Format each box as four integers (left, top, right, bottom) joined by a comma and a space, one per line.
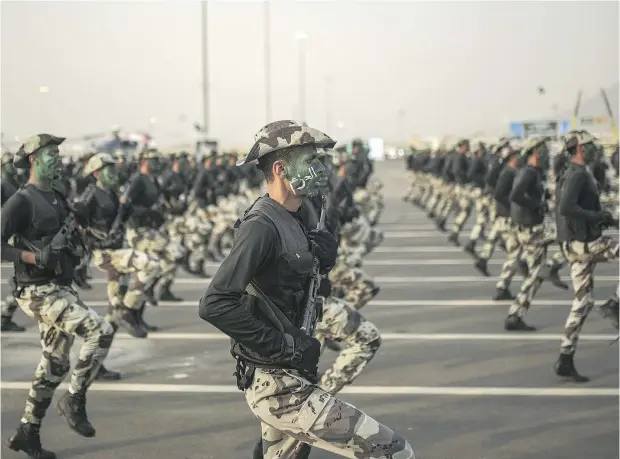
49, 355, 71, 378
357, 320, 382, 351
97, 323, 115, 349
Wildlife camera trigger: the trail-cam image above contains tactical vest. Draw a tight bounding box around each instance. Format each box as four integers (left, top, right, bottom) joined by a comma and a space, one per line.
230, 196, 314, 367
12, 184, 77, 287
87, 186, 123, 249
126, 172, 160, 228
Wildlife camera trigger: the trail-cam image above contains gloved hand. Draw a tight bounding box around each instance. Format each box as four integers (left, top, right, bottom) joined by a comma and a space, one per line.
308, 229, 338, 272
289, 334, 321, 375
599, 211, 616, 227
35, 245, 59, 271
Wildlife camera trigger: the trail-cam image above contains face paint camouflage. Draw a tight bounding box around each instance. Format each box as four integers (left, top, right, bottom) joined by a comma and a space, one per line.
33, 146, 59, 184
283, 149, 326, 197
99, 165, 119, 189
583, 142, 597, 164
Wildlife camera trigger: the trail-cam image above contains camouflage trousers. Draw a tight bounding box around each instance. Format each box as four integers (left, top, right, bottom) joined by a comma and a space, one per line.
92, 248, 161, 309
1, 289, 19, 318
315, 296, 381, 394
466, 188, 487, 242
450, 185, 472, 234
126, 226, 186, 285
508, 224, 565, 317
559, 237, 619, 355
246, 369, 413, 458
329, 260, 378, 310
489, 217, 522, 291
436, 184, 456, 221
478, 210, 503, 262
15, 283, 113, 424
184, 210, 213, 270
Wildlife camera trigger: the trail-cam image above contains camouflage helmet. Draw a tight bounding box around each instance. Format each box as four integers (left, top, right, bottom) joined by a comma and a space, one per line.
13, 134, 65, 168
520, 136, 549, 156
84, 152, 119, 176
237, 120, 336, 166
563, 130, 597, 150
2, 151, 14, 165
139, 148, 159, 161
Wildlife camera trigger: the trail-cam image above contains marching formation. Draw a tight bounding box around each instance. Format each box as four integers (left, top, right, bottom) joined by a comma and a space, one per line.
404, 133, 620, 382
0, 125, 399, 458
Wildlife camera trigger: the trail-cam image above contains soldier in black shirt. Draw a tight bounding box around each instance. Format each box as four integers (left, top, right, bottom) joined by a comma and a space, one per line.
2, 134, 114, 458
199, 121, 413, 459
555, 131, 619, 382
505, 137, 567, 331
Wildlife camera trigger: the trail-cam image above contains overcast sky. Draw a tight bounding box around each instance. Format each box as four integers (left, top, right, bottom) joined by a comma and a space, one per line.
1, 0, 618, 149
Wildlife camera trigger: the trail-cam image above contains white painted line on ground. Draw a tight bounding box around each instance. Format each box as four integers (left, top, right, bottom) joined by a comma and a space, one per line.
0, 381, 616, 396
3, 275, 615, 285
37, 299, 603, 308
372, 246, 562, 253
3, 332, 617, 342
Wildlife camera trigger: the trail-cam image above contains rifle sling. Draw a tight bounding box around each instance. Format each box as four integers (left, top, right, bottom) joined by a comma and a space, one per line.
246, 281, 295, 333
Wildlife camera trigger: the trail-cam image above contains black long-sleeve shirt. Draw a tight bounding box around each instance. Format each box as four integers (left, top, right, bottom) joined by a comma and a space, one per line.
557, 163, 604, 242
198, 214, 288, 358
493, 166, 516, 218
510, 165, 545, 226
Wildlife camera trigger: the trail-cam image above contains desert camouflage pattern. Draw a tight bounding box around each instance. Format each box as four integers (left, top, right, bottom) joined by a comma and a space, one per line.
467, 186, 488, 241
329, 261, 379, 311
126, 226, 186, 286
245, 368, 414, 459
91, 248, 161, 309
1, 292, 19, 318
15, 283, 113, 424
83, 152, 118, 176
238, 120, 336, 166
13, 133, 65, 167
493, 217, 523, 291
507, 224, 565, 317
315, 296, 381, 395
449, 184, 473, 236
560, 237, 619, 354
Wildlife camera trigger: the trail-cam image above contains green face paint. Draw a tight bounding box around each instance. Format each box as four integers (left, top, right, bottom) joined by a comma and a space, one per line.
98, 165, 119, 189
282, 145, 326, 197
33, 146, 59, 184
582, 142, 597, 164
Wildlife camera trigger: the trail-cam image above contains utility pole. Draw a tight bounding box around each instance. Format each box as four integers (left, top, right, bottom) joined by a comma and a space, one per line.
264, 1, 272, 123
201, 1, 209, 134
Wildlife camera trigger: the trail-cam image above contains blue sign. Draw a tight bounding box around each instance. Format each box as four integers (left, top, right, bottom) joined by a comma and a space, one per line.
509, 122, 524, 138
559, 120, 570, 135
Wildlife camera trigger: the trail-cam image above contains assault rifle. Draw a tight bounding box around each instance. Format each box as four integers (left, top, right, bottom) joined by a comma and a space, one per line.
300, 194, 327, 337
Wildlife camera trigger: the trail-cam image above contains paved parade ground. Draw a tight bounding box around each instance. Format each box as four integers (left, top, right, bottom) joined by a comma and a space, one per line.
1, 159, 618, 459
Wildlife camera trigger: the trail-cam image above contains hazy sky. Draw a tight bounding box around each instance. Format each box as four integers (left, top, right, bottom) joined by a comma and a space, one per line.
1, 0, 618, 149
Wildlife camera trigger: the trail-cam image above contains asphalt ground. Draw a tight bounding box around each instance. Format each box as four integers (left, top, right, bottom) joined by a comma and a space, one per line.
1, 159, 619, 459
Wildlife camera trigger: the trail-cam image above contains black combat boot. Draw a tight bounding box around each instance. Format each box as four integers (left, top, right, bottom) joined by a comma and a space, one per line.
463, 240, 476, 257
436, 218, 446, 232
1, 315, 26, 332
598, 298, 619, 329
474, 258, 490, 277
548, 265, 568, 290
113, 306, 147, 338
448, 232, 459, 246
517, 260, 529, 278
159, 281, 183, 302
7, 422, 56, 459
56, 390, 96, 437
554, 353, 589, 383
137, 304, 159, 332
95, 365, 121, 381
73, 267, 92, 290
493, 288, 515, 301
252, 438, 263, 458
504, 315, 536, 331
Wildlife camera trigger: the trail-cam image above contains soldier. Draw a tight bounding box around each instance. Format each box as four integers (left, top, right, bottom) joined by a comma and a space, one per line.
475, 144, 522, 300
2, 134, 114, 459
199, 121, 413, 459
447, 139, 472, 246
123, 149, 186, 309
555, 131, 619, 382
80, 152, 162, 342
462, 142, 488, 255
504, 137, 567, 331
1, 152, 26, 331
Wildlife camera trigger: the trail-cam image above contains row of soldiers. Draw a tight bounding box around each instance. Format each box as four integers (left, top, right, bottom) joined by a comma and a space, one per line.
0, 132, 391, 458
404, 133, 619, 382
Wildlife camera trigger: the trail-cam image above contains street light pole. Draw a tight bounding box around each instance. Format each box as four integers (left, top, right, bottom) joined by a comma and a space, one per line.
264, 1, 272, 123
201, 1, 209, 135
